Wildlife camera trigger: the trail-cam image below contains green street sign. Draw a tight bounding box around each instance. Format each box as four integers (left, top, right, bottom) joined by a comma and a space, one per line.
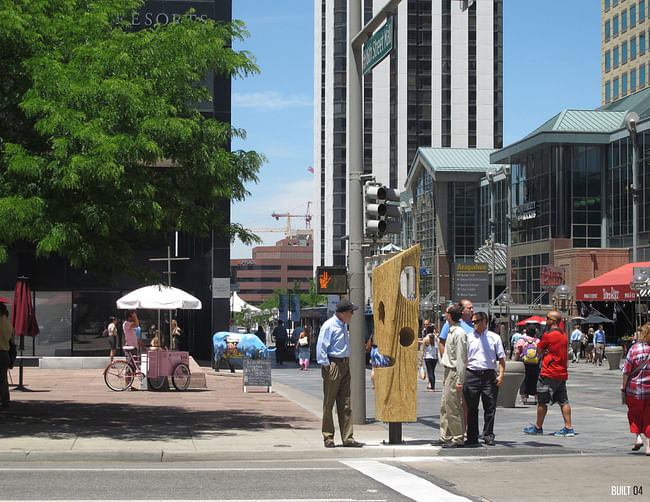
362, 17, 393, 76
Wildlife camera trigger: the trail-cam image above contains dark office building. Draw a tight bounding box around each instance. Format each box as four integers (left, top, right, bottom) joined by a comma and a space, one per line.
0, 0, 233, 361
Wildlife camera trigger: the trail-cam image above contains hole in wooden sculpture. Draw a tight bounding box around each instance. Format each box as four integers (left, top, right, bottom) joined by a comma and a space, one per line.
398, 327, 415, 347
378, 302, 385, 323
399, 266, 417, 301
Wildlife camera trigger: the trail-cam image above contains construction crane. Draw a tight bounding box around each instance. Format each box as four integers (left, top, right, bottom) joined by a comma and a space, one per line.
248, 203, 313, 239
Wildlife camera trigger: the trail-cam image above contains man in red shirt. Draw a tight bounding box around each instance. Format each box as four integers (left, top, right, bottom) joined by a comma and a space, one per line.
523, 311, 575, 437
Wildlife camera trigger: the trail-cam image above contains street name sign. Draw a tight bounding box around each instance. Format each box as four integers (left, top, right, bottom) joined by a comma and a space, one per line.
362, 17, 393, 75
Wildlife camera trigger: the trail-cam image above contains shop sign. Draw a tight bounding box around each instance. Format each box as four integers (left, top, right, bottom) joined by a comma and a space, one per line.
452, 263, 488, 304
513, 201, 536, 221
540, 265, 563, 289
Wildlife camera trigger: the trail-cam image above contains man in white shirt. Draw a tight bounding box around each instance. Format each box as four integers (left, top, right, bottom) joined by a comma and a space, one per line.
463, 311, 506, 446
570, 326, 583, 363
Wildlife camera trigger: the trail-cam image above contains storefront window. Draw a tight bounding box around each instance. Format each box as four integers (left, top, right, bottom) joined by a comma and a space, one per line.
34, 291, 72, 357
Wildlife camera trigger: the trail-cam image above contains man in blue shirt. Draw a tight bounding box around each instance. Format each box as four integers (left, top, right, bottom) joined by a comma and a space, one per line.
438, 299, 474, 357
316, 300, 364, 448
593, 324, 606, 366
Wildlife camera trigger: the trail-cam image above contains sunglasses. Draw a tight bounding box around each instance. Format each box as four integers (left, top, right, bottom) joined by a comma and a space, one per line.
471, 319, 484, 325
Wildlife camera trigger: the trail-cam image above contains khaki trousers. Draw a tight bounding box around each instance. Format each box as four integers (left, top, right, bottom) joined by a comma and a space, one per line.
439, 366, 464, 444
321, 358, 353, 443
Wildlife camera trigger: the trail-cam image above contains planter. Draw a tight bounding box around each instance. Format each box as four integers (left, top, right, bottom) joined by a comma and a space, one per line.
496, 360, 526, 408
604, 345, 624, 370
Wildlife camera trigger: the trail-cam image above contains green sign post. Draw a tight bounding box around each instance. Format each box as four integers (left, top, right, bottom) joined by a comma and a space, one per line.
362, 17, 393, 75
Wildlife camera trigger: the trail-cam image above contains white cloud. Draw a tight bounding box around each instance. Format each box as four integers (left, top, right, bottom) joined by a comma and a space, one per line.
233, 91, 312, 111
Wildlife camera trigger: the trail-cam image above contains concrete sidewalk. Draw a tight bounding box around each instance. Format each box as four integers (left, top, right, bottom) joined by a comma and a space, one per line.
0, 358, 637, 461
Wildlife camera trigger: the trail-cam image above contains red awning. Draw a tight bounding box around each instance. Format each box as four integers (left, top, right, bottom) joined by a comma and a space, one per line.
516, 315, 546, 326
575, 261, 650, 302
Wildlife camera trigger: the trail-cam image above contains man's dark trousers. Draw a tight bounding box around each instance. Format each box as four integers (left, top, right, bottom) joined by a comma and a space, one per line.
463, 369, 498, 443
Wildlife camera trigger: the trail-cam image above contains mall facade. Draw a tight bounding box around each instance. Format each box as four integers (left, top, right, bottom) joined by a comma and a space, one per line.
404, 86, 650, 322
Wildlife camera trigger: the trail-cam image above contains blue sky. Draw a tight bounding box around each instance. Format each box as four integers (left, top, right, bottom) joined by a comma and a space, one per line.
230, 1, 602, 259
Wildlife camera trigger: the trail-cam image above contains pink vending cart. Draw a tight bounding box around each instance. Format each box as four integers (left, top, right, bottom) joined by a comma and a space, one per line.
146, 349, 191, 391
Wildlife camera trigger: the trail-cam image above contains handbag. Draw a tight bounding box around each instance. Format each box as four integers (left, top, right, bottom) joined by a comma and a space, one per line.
298, 337, 308, 347
418, 365, 426, 380
622, 349, 650, 404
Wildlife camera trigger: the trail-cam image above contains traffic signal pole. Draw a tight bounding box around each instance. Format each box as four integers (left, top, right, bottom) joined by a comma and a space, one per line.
347, 0, 365, 425
348, 0, 402, 425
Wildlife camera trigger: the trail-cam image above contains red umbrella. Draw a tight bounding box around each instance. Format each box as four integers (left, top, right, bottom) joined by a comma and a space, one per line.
0, 296, 9, 303
11, 280, 39, 338
516, 315, 546, 326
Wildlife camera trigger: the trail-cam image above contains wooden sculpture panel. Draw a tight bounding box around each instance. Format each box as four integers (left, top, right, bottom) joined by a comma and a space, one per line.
372, 244, 420, 423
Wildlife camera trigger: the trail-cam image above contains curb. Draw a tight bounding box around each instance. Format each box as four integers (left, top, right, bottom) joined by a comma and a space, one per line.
0, 444, 588, 463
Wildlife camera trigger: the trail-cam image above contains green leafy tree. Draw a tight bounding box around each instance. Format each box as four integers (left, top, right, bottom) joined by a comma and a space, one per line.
0, 0, 263, 278
300, 278, 327, 308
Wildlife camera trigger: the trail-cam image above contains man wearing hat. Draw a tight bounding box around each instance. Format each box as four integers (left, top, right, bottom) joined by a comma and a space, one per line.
316, 299, 365, 448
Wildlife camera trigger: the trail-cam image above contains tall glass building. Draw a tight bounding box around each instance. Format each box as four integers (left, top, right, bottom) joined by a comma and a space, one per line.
602, 0, 650, 103
313, 0, 503, 268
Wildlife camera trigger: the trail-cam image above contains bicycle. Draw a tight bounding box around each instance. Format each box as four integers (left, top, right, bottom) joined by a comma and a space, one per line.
104, 347, 190, 392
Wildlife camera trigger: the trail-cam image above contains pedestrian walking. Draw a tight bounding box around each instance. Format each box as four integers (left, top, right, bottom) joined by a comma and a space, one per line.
523, 311, 575, 437
463, 311, 506, 446
516, 326, 540, 405
570, 325, 583, 363
107, 316, 118, 362
316, 300, 364, 448
419, 325, 438, 391
593, 324, 606, 366
297, 325, 311, 371
272, 320, 288, 365
0, 303, 14, 409
621, 323, 650, 455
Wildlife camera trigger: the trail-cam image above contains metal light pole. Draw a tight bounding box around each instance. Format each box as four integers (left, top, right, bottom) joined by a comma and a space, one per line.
348, 0, 402, 425
486, 168, 497, 315
625, 112, 640, 262
630, 271, 648, 329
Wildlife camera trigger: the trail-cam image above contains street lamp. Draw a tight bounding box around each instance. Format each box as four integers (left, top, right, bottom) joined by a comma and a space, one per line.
625, 112, 640, 263
486, 167, 498, 314
497, 290, 513, 353
552, 284, 573, 332
630, 271, 648, 329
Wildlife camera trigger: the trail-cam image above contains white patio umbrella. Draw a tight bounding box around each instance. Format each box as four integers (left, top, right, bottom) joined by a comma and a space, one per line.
116, 285, 202, 353
230, 291, 260, 313
117, 285, 202, 310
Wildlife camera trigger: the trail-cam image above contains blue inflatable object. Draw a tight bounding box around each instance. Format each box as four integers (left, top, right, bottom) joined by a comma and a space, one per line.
212, 331, 269, 361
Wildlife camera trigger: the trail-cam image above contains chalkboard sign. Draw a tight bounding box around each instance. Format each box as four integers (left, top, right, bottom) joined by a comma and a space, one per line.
243, 359, 272, 392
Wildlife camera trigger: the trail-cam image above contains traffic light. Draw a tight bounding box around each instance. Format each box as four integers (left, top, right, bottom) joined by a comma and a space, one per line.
364, 184, 401, 236
316, 267, 348, 295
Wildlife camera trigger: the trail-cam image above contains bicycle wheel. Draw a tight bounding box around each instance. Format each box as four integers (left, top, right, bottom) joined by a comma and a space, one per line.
104, 361, 134, 391
147, 376, 167, 391
171, 363, 191, 391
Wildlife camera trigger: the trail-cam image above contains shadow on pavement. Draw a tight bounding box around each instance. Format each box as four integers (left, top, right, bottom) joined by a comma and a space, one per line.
0, 399, 316, 441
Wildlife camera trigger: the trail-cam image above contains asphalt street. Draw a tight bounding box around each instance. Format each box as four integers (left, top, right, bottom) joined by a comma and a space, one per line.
1, 355, 648, 502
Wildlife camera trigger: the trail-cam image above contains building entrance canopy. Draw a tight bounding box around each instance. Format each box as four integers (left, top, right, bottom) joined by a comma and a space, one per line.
576, 262, 650, 302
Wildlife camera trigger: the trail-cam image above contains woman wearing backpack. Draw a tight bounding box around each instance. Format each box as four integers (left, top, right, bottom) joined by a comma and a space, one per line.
515, 326, 540, 405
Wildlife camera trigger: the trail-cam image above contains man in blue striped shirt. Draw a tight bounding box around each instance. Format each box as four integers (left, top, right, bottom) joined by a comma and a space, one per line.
316, 300, 364, 448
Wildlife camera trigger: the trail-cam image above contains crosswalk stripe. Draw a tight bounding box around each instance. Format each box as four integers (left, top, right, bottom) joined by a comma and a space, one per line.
342, 460, 471, 502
